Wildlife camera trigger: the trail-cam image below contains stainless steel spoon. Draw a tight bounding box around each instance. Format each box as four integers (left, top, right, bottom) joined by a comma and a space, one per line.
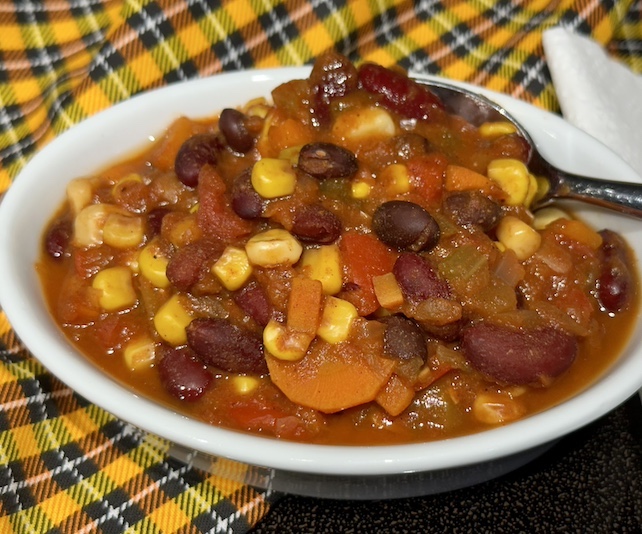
419, 79, 642, 218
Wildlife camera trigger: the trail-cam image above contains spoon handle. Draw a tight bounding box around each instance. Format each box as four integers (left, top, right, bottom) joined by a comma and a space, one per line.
544, 166, 642, 218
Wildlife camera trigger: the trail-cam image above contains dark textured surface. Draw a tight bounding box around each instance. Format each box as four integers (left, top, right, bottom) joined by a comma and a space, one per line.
251, 395, 642, 533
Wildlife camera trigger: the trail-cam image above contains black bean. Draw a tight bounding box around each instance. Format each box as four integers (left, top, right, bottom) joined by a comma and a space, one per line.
373, 200, 440, 252
45, 218, 72, 260
443, 191, 502, 231
158, 346, 213, 402
462, 323, 578, 386
231, 168, 264, 219
174, 133, 223, 188
382, 315, 427, 362
187, 318, 267, 374
219, 108, 254, 153
298, 142, 358, 179
393, 252, 450, 302
291, 204, 342, 244
597, 229, 634, 313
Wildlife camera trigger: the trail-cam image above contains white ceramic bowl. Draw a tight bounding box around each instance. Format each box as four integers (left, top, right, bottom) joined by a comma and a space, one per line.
1, 68, 641, 499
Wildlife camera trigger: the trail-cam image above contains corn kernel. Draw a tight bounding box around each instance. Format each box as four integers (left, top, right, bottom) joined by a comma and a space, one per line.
263, 319, 313, 361
487, 159, 532, 206
299, 244, 342, 295
73, 203, 120, 247
332, 107, 396, 141
317, 297, 358, 344
139, 240, 170, 288
123, 337, 156, 371
153, 294, 193, 346
245, 228, 303, 267
212, 246, 253, 291
67, 178, 93, 215
479, 121, 517, 138
380, 163, 411, 195
278, 145, 302, 166
532, 207, 571, 230
496, 215, 541, 260
92, 266, 138, 311
251, 158, 297, 199
231, 376, 260, 394
111, 173, 142, 200
103, 213, 145, 249
372, 272, 404, 309
351, 180, 372, 199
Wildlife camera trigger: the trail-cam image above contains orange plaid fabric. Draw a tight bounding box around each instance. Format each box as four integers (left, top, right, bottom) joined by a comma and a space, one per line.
0, 1, 640, 532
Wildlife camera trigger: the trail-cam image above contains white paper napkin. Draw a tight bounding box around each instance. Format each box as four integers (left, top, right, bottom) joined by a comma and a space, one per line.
543, 27, 642, 179
543, 27, 642, 404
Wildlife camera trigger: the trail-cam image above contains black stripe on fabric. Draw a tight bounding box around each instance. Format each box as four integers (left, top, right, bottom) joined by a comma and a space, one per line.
511, 54, 549, 97
212, 30, 253, 70
164, 60, 199, 84
88, 44, 126, 81
83, 498, 110, 522
13, 0, 50, 24
414, 0, 446, 22
483, 0, 520, 27
128, 2, 176, 50
440, 23, 482, 59
258, 4, 301, 51
373, 7, 404, 47
187, 0, 213, 20
192, 512, 217, 532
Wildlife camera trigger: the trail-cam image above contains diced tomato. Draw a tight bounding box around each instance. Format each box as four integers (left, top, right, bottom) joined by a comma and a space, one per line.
407, 152, 447, 205
339, 231, 398, 316
74, 246, 114, 279
196, 165, 253, 241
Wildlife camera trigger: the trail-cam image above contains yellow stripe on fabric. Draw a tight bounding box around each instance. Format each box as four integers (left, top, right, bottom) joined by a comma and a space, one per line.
7, 425, 41, 458
226, 0, 258, 27
148, 501, 191, 533
101, 455, 142, 486
37, 491, 81, 527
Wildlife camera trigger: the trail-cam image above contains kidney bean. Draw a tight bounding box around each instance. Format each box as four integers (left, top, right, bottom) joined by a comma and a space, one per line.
597, 229, 634, 313
219, 108, 254, 153
443, 191, 502, 231
309, 50, 358, 126
233, 281, 273, 327
291, 204, 342, 244
393, 252, 450, 302
187, 317, 267, 374
373, 200, 440, 252
158, 346, 213, 402
382, 315, 427, 362
231, 168, 264, 219
174, 133, 223, 188
358, 63, 445, 121
462, 323, 578, 385
45, 218, 72, 260
298, 142, 358, 179
166, 238, 222, 292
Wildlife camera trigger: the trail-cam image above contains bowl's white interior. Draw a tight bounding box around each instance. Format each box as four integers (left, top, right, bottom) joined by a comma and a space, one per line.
0, 68, 641, 476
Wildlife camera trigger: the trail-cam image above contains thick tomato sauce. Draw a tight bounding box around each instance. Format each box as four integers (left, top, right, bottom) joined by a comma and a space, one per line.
39, 52, 638, 445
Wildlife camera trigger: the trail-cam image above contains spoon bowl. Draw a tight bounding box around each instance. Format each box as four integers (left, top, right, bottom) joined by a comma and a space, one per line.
420, 80, 642, 217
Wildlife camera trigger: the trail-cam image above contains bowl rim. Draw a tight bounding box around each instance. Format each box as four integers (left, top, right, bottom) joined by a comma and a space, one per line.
1, 67, 641, 477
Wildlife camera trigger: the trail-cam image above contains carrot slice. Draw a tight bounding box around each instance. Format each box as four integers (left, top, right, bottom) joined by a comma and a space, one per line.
266, 319, 395, 413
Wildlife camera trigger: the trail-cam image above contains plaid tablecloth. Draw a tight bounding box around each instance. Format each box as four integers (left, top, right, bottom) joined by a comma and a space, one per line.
1, 1, 640, 533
